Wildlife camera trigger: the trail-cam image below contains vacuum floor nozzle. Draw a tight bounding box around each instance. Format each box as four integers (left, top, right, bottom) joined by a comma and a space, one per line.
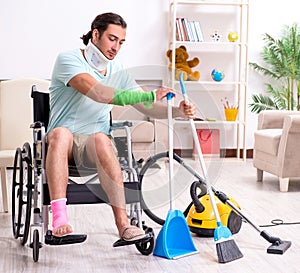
267, 240, 291, 254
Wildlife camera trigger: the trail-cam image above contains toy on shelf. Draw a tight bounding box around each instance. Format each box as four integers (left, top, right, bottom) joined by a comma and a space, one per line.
166, 45, 200, 81
211, 68, 225, 82
228, 31, 239, 42
210, 30, 222, 42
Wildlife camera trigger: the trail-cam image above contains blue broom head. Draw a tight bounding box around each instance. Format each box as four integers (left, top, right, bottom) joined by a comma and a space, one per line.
214, 223, 233, 241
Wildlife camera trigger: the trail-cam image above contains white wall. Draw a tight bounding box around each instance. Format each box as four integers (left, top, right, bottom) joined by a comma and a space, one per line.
0, 0, 299, 148
0, 0, 169, 79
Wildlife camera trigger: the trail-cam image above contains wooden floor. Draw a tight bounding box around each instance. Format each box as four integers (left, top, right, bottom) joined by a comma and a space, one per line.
1, 158, 300, 273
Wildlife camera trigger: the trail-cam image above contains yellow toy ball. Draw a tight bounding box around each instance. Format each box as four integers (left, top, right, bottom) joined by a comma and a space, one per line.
228, 31, 238, 42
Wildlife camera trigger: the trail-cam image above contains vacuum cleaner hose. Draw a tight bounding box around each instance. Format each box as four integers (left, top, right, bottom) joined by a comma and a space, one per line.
190, 181, 207, 213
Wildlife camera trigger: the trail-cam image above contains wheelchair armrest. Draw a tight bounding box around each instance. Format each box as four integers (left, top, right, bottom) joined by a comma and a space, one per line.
111, 121, 133, 131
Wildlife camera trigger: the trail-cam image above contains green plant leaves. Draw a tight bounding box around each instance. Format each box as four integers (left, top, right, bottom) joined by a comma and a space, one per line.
249, 93, 278, 114
249, 23, 300, 113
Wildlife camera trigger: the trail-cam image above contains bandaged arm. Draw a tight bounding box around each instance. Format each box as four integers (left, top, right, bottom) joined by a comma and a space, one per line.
68, 73, 156, 106
112, 89, 156, 107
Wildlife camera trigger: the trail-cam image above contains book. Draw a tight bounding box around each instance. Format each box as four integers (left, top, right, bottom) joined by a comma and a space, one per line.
175, 18, 182, 41
176, 18, 184, 41
190, 21, 199, 42
194, 20, 204, 42
181, 18, 190, 41
176, 17, 187, 41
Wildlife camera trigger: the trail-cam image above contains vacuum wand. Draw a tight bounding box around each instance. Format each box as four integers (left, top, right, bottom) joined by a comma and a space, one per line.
213, 189, 292, 254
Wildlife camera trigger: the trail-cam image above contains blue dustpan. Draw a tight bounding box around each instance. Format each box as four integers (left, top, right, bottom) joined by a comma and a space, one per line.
153, 93, 198, 259
153, 210, 198, 259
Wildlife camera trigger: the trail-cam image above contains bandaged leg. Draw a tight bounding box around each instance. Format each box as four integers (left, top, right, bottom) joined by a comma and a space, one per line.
51, 198, 73, 236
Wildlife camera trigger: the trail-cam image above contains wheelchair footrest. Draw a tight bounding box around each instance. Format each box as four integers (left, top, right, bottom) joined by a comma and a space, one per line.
113, 232, 153, 248
44, 230, 87, 246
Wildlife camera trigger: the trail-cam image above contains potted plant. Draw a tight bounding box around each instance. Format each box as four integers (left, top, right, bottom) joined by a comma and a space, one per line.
249, 23, 300, 113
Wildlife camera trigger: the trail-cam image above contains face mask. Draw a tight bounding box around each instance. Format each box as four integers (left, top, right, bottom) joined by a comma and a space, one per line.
84, 40, 111, 71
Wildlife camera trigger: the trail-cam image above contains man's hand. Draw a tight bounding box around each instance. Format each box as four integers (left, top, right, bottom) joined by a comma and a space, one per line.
155, 87, 175, 101
179, 100, 196, 119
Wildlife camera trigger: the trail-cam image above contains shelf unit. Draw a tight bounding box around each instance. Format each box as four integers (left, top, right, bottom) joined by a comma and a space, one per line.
168, 0, 249, 160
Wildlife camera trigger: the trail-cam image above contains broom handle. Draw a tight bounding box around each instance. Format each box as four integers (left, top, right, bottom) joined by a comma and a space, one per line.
188, 117, 222, 224
167, 93, 175, 211
180, 78, 222, 224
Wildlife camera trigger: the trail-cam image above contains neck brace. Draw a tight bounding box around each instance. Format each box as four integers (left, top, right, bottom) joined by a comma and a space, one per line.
84, 41, 111, 71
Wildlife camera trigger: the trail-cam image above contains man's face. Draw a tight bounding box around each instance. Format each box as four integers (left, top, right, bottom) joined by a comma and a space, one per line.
92, 24, 126, 60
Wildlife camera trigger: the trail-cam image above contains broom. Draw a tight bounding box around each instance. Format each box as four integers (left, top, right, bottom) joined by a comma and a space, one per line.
179, 73, 243, 263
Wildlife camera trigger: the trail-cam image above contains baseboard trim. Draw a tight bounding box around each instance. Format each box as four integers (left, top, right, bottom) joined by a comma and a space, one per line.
173, 149, 253, 158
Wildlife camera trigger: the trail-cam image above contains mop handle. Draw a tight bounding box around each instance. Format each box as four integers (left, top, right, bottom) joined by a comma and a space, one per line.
179, 73, 222, 223
167, 92, 175, 211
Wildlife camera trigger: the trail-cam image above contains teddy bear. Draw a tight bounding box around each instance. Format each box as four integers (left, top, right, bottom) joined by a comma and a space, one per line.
166, 45, 200, 81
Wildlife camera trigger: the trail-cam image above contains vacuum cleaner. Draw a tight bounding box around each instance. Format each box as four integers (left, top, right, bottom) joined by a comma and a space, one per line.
185, 181, 243, 237
183, 178, 291, 254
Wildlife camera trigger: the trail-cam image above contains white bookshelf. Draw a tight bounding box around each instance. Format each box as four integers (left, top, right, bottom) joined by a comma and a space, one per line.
168, 0, 249, 160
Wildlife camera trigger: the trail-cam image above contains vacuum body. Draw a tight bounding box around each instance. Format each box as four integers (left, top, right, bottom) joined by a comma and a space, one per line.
187, 194, 242, 237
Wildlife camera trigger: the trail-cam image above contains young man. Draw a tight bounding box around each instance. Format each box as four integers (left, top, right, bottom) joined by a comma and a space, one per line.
46, 12, 195, 242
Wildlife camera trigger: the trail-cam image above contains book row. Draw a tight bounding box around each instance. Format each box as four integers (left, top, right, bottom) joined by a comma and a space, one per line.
176, 18, 204, 42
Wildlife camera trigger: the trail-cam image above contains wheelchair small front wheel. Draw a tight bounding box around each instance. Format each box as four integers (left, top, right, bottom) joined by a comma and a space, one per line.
136, 237, 154, 256
135, 226, 155, 256
11, 143, 33, 245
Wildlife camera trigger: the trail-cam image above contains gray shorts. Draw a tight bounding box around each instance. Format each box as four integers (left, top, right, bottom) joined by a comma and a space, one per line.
72, 134, 117, 168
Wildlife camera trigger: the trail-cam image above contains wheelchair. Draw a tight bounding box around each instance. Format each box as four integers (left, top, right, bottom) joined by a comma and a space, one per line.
11, 85, 155, 262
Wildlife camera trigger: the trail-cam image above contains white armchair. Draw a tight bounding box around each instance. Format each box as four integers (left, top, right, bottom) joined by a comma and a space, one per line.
253, 110, 300, 192
0, 78, 50, 212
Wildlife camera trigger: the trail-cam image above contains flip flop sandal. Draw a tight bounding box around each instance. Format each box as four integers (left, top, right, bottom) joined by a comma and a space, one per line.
120, 225, 146, 242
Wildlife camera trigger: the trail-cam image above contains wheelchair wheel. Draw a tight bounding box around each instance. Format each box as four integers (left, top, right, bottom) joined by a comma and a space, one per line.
12, 143, 33, 245
32, 229, 40, 262
139, 152, 196, 225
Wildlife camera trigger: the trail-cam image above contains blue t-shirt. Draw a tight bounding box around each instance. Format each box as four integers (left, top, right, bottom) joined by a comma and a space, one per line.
47, 48, 140, 135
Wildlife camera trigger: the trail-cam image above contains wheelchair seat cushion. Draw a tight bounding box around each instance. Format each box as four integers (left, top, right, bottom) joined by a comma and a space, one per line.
68, 164, 97, 177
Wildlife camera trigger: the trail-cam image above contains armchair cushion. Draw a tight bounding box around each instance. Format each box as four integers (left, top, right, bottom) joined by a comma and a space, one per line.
130, 121, 154, 143
254, 129, 282, 156
111, 105, 164, 159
